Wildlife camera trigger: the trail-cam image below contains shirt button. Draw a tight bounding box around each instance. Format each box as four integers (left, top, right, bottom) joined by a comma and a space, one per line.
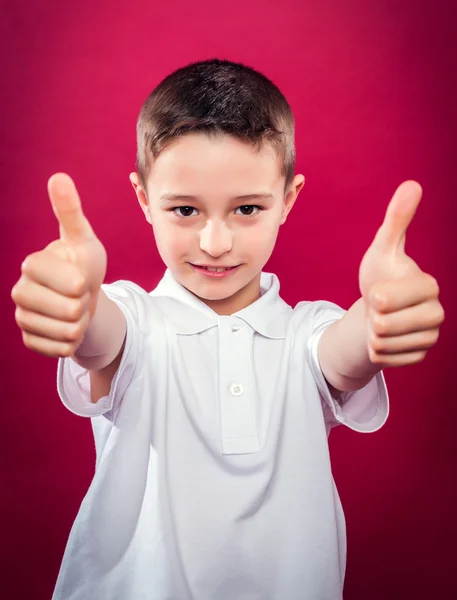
230, 383, 244, 396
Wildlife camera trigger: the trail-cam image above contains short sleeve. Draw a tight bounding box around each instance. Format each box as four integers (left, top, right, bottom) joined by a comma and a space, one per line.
307, 300, 389, 433
57, 280, 147, 418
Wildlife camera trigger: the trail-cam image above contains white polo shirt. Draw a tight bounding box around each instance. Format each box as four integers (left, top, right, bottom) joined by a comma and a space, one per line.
53, 269, 389, 600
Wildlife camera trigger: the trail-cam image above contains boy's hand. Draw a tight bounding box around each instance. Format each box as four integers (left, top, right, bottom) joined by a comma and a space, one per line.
11, 173, 107, 358
358, 180, 444, 367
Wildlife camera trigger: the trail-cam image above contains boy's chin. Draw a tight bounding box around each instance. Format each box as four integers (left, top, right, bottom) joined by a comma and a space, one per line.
181, 275, 248, 302
186, 282, 242, 302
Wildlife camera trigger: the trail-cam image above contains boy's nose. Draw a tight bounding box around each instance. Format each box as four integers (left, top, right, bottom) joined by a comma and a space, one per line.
199, 220, 233, 257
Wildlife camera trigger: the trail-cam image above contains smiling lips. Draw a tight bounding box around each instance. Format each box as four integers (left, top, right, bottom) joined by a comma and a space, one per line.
190, 264, 240, 277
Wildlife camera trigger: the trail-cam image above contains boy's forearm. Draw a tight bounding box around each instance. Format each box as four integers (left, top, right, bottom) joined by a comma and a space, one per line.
318, 298, 382, 393
71, 289, 127, 371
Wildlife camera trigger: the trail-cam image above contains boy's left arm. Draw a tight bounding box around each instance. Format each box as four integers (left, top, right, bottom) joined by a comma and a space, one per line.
318, 181, 445, 396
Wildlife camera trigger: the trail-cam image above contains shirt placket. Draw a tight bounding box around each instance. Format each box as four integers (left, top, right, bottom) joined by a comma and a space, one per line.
217, 316, 259, 455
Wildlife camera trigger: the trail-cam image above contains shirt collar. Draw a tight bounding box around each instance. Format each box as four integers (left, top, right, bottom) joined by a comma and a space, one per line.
149, 269, 291, 339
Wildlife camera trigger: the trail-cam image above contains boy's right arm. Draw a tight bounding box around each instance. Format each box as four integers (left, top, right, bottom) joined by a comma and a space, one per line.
74, 290, 127, 403
11, 173, 126, 405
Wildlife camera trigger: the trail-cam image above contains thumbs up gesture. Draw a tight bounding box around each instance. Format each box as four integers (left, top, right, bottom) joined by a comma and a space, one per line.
11, 173, 107, 358
358, 181, 444, 367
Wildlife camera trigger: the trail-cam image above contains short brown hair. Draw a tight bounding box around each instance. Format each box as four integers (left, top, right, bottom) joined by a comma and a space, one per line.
136, 58, 295, 192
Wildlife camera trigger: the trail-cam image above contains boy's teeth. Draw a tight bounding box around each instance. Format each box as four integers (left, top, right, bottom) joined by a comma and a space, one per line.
206, 267, 227, 272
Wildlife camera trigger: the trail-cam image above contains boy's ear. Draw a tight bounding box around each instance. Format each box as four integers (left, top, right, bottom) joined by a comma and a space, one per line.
280, 174, 305, 224
129, 172, 152, 225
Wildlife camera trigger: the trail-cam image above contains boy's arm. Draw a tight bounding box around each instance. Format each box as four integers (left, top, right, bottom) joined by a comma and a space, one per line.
318, 298, 379, 395
12, 173, 127, 406
318, 181, 444, 396
71, 289, 127, 404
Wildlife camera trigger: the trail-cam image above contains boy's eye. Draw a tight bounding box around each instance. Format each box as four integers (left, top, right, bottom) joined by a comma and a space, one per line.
173, 206, 198, 217
172, 205, 262, 218
235, 205, 262, 216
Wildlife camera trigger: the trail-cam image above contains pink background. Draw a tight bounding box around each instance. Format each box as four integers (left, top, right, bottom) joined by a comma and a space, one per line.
2, 1, 456, 598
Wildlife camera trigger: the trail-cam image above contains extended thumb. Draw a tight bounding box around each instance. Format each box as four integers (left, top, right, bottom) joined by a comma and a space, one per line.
48, 173, 96, 242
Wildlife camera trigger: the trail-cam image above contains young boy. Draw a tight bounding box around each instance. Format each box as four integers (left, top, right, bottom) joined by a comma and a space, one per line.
12, 59, 443, 600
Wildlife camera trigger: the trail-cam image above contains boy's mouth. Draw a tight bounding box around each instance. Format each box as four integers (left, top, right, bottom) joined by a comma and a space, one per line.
189, 264, 240, 277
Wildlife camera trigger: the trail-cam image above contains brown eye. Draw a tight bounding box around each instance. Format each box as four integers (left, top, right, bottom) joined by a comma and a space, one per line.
235, 205, 261, 216
173, 207, 197, 217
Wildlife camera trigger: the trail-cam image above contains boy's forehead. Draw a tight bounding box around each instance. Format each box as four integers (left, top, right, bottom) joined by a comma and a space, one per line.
146, 133, 284, 196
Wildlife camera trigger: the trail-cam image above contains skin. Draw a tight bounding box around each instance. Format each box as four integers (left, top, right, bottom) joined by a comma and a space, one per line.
130, 133, 305, 315
130, 133, 444, 392
11, 137, 444, 403
319, 180, 445, 393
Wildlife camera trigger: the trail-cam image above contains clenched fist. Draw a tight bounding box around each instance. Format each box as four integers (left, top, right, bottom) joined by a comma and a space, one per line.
11, 173, 107, 358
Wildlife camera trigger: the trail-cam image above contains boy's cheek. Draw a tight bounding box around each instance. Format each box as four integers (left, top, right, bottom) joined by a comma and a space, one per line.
154, 229, 191, 263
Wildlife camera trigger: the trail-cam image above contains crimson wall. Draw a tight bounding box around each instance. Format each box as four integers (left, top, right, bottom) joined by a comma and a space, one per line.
2, 1, 456, 598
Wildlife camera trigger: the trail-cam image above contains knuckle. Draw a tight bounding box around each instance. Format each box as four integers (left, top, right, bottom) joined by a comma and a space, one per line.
15, 307, 26, 328
372, 315, 385, 335
11, 284, 18, 302
411, 351, 426, 364
377, 292, 388, 310
66, 299, 84, 320
418, 330, 438, 350
66, 322, 83, 341
11, 280, 25, 303
21, 331, 33, 349
21, 251, 41, 273
429, 275, 440, 295
370, 335, 384, 352
368, 347, 381, 364
60, 343, 75, 358
437, 306, 445, 324
371, 288, 387, 310
71, 276, 87, 297
417, 351, 427, 363
20, 255, 31, 273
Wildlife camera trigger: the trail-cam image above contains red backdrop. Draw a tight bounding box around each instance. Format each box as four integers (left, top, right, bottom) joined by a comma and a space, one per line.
2, 1, 456, 598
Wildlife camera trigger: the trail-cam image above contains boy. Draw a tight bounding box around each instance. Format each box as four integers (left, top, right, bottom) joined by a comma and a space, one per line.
12, 59, 443, 599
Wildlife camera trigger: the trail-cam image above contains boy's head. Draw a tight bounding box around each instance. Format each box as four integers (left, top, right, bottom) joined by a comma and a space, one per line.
130, 58, 304, 314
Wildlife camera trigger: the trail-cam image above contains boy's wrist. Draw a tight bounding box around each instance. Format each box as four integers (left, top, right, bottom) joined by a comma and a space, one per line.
318, 298, 382, 393
72, 289, 126, 371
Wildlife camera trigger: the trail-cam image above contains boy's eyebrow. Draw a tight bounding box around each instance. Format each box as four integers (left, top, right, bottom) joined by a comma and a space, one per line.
158, 193, 274, 203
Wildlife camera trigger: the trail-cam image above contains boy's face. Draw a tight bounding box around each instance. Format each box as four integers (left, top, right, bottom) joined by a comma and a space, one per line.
130, 133, 304, 314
